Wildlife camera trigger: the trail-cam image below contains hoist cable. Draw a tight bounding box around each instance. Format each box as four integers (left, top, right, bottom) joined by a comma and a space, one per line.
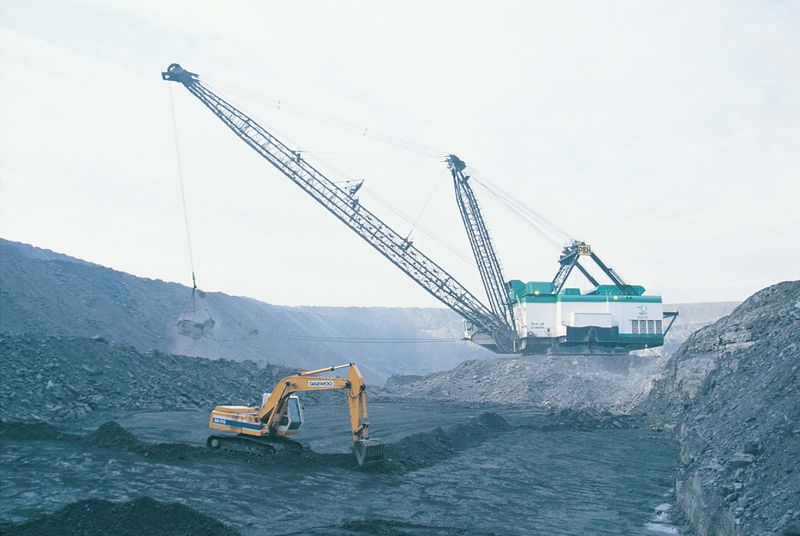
265, 334, 464, 343
168, 85, 199, 301
182, 88, 477, 269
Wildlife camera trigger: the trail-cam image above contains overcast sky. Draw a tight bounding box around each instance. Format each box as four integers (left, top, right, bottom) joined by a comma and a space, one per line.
1, 1, 798, 308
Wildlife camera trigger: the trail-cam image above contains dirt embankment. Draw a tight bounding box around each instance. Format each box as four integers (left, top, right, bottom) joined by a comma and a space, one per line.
0, 238, 487, 383
0, 335, 303, 422
643, 281, 800, 536
1, 412, 512, 476
378, 352, 664, 414
1, 414, 512, 534
0, 497, 239, 536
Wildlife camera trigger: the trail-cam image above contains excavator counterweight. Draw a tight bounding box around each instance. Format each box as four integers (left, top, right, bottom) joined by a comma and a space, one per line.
206, 363, 385, 466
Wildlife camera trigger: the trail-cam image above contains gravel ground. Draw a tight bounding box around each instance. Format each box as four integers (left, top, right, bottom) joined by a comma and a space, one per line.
0, 497, 240, 536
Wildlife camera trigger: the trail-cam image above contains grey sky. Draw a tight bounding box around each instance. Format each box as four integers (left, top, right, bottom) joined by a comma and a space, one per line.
1, 1, 798, 308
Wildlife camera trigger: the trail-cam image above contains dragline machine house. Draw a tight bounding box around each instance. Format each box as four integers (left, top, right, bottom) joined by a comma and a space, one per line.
162, 64, 676, 355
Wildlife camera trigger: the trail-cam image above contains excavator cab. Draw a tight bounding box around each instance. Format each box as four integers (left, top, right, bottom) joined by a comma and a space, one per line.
275, 395, 303, 435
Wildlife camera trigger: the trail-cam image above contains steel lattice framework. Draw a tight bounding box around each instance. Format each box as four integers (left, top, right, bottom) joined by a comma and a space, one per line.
163, 64, 517, 352
447, 155, 516, 334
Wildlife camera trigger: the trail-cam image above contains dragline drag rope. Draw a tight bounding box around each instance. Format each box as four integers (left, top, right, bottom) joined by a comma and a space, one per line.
169, 85, 198, 294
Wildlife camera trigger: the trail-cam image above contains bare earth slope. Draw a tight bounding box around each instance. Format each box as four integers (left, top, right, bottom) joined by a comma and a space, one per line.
377, 303, 738, 412
378, 353, 666, 413
661, 301, 740, 355
0, 238, 488, 382
643, 281, 800, 535
0, 335, 296, 421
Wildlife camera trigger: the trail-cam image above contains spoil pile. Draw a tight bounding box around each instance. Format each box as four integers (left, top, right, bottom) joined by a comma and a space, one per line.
643, 281, 800, 535
0, 497, 240, 536
379, 412, 511, 473
0, 420, 78, 441
0, 335, 294, 422
379, 352, 664, 413
524, 408, 639, 431
81, 421, 139, 449
0, 237, 486, 383
2, 412, 512, 476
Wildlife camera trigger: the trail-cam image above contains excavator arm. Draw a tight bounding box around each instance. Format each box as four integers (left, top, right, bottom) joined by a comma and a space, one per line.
256, 363, 372, 442
208, 362, 384, 465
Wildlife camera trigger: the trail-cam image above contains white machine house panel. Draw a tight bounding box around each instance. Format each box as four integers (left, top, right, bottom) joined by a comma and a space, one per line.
571, 312, 613, 328
516, 302, 558, 338
617, 301, 664, 335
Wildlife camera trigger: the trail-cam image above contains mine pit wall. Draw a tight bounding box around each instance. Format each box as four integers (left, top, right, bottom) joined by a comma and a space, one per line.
676, 467, 744, 536
641, 281, 800, 536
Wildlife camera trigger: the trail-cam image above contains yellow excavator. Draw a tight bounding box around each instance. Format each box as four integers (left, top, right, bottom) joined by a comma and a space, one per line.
206, 362, 385, 466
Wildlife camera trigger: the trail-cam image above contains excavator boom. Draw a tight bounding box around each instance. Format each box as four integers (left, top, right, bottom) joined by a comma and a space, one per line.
207, 362, 384, 466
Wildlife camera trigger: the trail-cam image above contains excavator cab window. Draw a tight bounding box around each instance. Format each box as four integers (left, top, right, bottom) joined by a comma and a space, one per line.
276, 395, 303, 433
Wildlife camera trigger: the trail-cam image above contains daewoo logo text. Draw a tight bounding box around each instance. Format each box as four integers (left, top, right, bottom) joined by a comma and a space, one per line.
308, 380, 335, 388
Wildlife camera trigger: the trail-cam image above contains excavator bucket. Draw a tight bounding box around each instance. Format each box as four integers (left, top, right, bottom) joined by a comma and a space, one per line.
353, 438, 385, 466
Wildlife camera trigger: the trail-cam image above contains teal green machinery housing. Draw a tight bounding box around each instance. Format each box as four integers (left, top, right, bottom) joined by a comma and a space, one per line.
505, 280, 677, 354
447, 154, 677, 354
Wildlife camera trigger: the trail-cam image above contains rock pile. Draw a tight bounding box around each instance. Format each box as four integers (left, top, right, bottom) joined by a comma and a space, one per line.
379, 352, 664, 413
379, 412, 511, 474
0, 497, 240, 536
643, 281, 800, 535
0, 335, 294, 422
524, 407, 639, 431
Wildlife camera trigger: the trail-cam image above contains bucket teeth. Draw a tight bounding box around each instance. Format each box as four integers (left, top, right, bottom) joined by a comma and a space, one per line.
353, 438, 385, 466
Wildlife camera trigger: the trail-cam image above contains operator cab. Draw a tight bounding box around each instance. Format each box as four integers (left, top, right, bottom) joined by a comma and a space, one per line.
275, 394, 304, 434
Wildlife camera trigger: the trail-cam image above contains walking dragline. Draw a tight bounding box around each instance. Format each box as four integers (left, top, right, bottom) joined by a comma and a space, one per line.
163, 63, 676, 355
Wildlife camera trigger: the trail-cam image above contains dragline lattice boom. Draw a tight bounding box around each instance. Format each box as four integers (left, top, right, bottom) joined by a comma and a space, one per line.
447, 155, 516, 334
162, 64, 517, 353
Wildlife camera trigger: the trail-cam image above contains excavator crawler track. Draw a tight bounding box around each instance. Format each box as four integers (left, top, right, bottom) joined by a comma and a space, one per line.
207, 434, 303, 456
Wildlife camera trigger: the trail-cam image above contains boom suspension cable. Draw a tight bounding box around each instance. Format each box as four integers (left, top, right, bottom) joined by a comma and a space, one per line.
203, 79, 449, 159
207, 76, 577, 251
